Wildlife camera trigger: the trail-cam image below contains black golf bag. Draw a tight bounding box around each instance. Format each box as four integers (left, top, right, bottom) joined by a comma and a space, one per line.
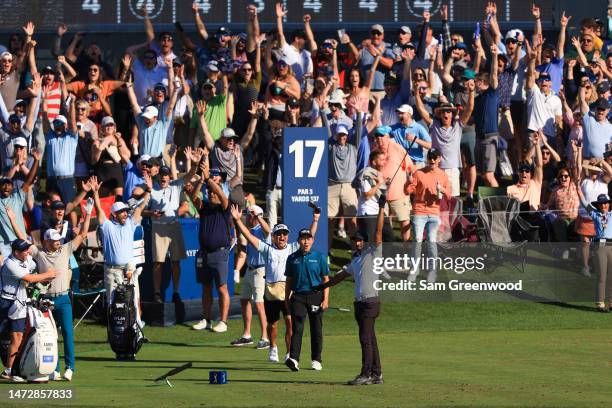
107, 282, 144, 358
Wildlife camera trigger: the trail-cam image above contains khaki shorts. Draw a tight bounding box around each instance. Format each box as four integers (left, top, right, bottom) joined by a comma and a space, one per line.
328, 182, 358, 217
444, 168, 461, 197
152, 221, 186, 262
240, 266, 266, 303
104, 265, 140, 303
388, 196, 412, 222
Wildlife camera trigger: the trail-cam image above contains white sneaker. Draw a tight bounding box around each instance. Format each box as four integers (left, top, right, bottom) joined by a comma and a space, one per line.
49, 371, 62, 381
580, 266, 592, 278
284, 353, 289, 362
63, 368, 73, 381
285, 357, 299, 372
1, 368, 11, 380
268, 346, 279, 362
192, 319, 211, 331
212, 321, 227, 333
311, 360, 322, 371
11, 375, 25, 383
137, 320, 146, 330
338, 229, 347, 238
408, 269, 419, 283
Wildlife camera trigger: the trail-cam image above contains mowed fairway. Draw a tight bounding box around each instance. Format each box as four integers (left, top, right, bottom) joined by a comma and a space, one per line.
1, 284, 611, 408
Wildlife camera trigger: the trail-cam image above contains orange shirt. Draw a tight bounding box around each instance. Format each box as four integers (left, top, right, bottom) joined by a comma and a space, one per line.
380, 139, 413, 201
67, 80, 115, 120
407, 167, 451, 216
507, 179, 542, 211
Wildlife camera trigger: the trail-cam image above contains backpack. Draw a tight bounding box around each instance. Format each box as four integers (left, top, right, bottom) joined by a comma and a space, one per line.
107, 283, 144, 356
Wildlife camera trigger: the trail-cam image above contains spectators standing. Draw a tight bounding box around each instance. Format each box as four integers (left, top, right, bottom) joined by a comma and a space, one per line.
91, 116, 130, 197
275, 4, 313, 83
391, 104, 431, 169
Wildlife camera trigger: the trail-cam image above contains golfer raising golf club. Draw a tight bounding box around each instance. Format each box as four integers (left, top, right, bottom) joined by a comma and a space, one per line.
231, 203, 321, 364
318, 194, 386, 385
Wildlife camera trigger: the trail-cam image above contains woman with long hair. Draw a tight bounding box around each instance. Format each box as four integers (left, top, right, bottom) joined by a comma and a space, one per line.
91, 116, 130, 197
345, 57, 379, 117
66, 64, 123, 123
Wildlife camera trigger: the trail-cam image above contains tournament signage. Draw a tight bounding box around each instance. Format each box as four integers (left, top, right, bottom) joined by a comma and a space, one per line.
283, 127, 328, 254
13, 0, 554, 31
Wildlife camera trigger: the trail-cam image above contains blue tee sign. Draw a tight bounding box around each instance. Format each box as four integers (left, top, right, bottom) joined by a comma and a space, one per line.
283, 127, 328, 254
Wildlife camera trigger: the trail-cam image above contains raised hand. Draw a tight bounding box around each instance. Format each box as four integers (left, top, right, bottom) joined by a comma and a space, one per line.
22, 21, 35, 36
246, 4, 258, 18
192, 147, 205, 163
303, 14, 311, 24
531, 4, 540, 19
560, 11, 572, 27
490, 44, 499, 56
184, 146, 193, 161
81, 178, 92, 192
570, 36, 580, 49
191, 2, 199, 13
423, 10, 431, 23
143, 173, 153, 189
248, 100, 258, 116
341, 33, 351, 45
275, 2, 287, 18
31, 148, 42, 162
84, 197, 94, 215
89, 176, 101, 192
196, 100, 207, 115
122, 53, 132, 69
230, 204, 241, 220
440, 4, 448, 20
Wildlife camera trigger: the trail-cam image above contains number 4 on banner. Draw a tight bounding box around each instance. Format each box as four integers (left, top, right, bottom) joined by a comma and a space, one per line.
358, 0, 378, 12
304, 0, 323, 13
193, 0, 212, 13
82, 0, 101, 14
288, 140, 325, 178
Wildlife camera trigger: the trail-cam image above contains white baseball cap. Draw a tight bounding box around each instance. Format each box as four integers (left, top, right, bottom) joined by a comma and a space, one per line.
43, 229, 62, 241
396, 104, 414, 115
505, 29, 524, 41
101, 116, 116, 126
142, 106, 159, 120
13, 137, 27, 148
111, 202, 129, 213
137, 154, 151, 163
249, 204, 264, 216
53, 115, 68, 126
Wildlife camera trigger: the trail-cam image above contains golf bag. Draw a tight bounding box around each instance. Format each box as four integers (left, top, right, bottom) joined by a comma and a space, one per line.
12, 299, 59, 383
107, 282, 144, 357
0, 325, 10, 367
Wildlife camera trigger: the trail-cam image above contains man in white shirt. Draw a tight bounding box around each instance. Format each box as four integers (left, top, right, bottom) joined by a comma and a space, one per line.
275, 3, 313, 82
525, 64, 562, 143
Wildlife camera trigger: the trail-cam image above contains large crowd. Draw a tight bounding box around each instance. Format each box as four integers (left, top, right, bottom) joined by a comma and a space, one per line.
0, 1, 611, 384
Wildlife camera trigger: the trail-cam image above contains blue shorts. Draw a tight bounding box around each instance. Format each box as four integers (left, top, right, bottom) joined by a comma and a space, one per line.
0, 298, 26, 333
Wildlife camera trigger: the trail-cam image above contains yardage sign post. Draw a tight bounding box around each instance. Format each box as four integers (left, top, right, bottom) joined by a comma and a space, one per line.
283, 128, 328, 254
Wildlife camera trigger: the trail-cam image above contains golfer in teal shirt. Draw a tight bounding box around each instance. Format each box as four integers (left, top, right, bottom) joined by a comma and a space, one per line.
284, 228, 329, 372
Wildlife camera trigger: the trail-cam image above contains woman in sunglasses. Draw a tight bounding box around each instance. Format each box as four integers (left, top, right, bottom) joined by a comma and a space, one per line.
541, 168, 579, 246
66, 64, 124, 124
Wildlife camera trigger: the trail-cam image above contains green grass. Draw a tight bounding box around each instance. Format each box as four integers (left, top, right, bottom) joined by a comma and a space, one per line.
2, 285, 611, 408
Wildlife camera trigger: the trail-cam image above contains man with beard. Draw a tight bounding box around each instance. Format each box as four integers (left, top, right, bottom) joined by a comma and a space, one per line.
0, 80, 39, 168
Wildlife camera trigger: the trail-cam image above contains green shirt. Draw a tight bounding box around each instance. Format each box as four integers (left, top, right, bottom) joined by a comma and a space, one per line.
285, 250, 329, 293
189, 93, 229, 141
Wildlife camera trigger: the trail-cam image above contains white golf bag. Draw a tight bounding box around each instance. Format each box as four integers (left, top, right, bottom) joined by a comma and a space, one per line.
13, 300, 59, 382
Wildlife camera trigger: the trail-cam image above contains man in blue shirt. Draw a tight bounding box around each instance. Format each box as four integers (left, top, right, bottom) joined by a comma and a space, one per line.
91, 176, 149, 305
42, 98, 78, 203
473, 45, 500, 188
284, 229, 329, 372
349, 24, 396, 97
391, 104, 431, 168
123, 154, 150, 202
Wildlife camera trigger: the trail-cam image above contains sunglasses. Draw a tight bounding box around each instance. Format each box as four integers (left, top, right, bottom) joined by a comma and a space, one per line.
330, 103, 342, 108
76, 107, 87, 111
161, 36, 173, 41
580, 38, 593, 43
1, 59, 13, 63
519, 168, 531, 173
242, 67, 253, 72
274, 231, 289, 236
559, 174, 570, 179
371, 31, 382, 36
89, 68, 99, 72
542, 150, 551, 155
413, 72, 424, 77
144, 55, 156, 60
505, 39, 518, 44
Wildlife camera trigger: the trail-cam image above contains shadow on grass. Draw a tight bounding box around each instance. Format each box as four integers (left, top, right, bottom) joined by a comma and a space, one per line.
111, 365, 288, 373
149, 378, 346, 385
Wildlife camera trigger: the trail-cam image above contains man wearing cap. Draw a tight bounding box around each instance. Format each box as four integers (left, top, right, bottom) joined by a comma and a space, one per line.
328, 123, 359, 248
0, 239, 57, 382
42, 97, 78, 203
525, 43, 563, 147
0, 90, 38, 170
322, 90, 353, 135
373, 126, 414, 241
231, 204, 271, 349
321, 196, 386, 385
391, 27, 412, 62
29, 198, 93, 381
416, 85, 475, 197
123, 154, 151, 202
90, 177, 149, 303
391, 104, 431, 169
3, 137, 32, 190
275, 4, 313, 82
579, 86, 612, 159
0, 148, 39, 258
191, 75, 231, 147
142, 6, 176, 68
231, 203, 320, 364
381, 58, 412, 125
347, 24, 395, 100
507, 131, 544, 212
201, 125, 246, 208
535, 12, 570, 94
126, 76, 178, 158
40, 65, 63, 122
143, 150, 199, 304
406, 148, 452, 283
283, 226, 329, 372
594, 82, 612, 122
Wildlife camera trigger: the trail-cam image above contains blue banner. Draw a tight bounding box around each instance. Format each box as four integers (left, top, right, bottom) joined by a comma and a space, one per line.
283, 127, 328, 254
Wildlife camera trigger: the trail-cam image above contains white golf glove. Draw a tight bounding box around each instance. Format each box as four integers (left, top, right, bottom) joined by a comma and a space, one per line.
84, 197, 94, 215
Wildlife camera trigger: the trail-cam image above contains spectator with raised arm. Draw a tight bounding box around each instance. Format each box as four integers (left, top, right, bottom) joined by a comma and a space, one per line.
275, 3, 313, 82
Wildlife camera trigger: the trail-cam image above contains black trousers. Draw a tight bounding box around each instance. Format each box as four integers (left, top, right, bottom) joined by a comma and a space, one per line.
289, 292, 323, 362
354, 298, 381, 377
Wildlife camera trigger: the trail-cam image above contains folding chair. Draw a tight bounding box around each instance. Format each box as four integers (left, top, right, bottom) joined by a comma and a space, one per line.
477, 186, 507, 199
